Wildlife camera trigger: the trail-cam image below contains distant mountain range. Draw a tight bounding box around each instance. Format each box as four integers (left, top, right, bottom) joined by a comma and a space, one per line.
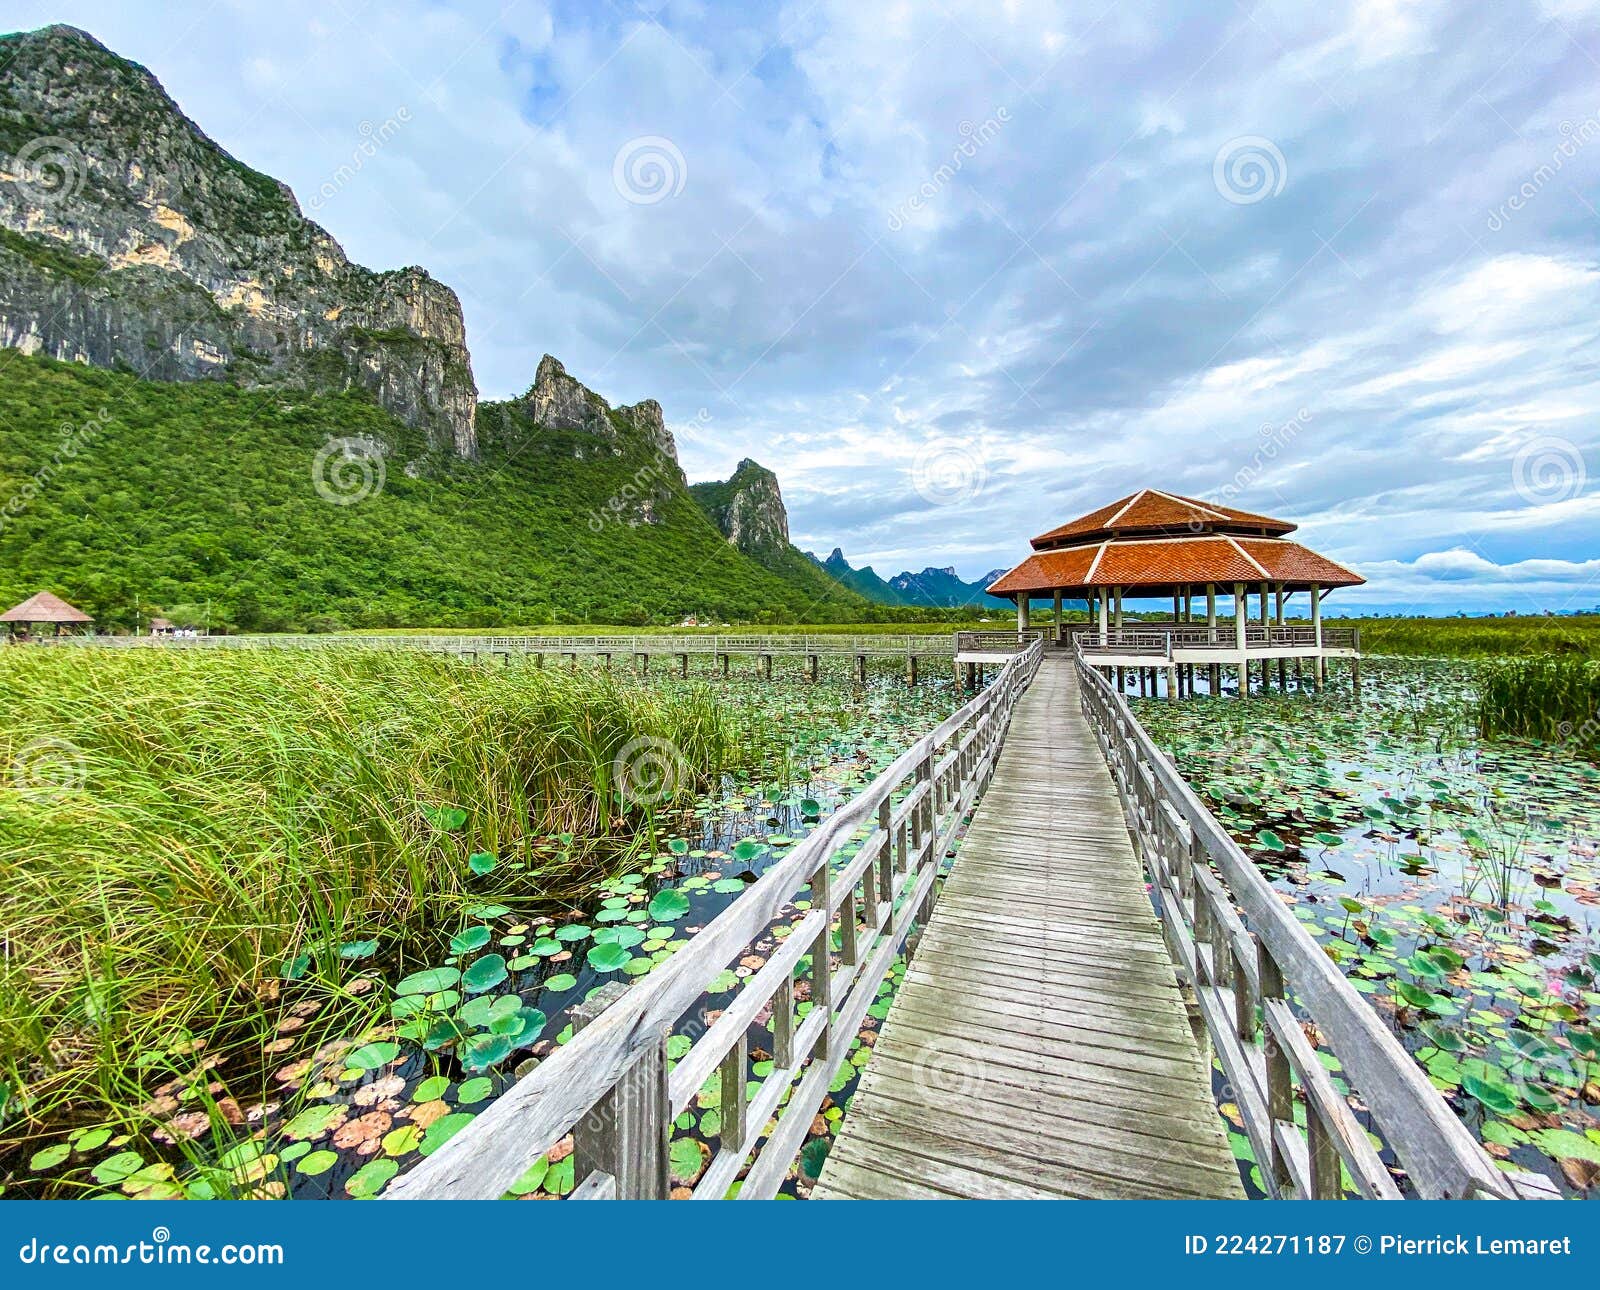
810, 548, 1014, 610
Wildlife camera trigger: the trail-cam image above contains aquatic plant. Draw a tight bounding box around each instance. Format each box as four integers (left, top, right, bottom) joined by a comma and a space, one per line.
1477, 655, 1600, 755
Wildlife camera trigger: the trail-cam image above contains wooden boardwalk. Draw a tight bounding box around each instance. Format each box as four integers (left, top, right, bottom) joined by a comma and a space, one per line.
815, 658, 1244, 1200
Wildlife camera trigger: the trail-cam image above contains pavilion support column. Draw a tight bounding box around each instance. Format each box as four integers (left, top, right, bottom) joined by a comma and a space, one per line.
1113, 587, 1123, 630
1311, 583, 1325, 689
1016, 595, 1030, 640
1275, 586, 1287, 691
1052, 589, 1063, 642
1097, 588, 1108, 645
1233, 583, 1247, 697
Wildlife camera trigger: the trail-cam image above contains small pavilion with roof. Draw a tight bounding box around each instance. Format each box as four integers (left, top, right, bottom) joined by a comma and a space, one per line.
0, 591, 95, 640
974, 489, 1364, 695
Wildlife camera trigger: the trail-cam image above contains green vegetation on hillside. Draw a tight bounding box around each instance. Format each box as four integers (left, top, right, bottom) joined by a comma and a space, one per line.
0, 352, 878, 629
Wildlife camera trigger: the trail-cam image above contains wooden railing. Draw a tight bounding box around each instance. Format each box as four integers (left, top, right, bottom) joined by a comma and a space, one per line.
1066, 623, 1359, 652
385, 639, 1044, 1200
43, 632, 958, 658
1072, 648, 1553, 1200
954, 629, 1049, 653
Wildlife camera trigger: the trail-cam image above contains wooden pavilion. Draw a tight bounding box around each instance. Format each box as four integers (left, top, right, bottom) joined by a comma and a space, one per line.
974, 489, 1364, 696
0, 591, 94, 640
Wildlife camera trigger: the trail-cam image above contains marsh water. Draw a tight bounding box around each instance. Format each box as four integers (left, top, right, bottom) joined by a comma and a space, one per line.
1137, 658, 1600, 1197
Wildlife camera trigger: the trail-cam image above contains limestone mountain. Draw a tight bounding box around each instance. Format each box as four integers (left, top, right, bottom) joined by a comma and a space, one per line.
0, 24, 477, 456
811, 548, 1015, 610
815, 547, 908, 604
691, 459, 862, 609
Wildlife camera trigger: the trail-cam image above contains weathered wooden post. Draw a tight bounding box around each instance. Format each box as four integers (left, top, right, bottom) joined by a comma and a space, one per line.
572, 983, 669, 1199
636, 652, 649, 675
854, 654, 868, 686
717, 652, 730, 677
905, 653, 918, 686
1351, 626, 1362, 704
676, 652, 688, 678
760, 653, 772, 681
805, 653, 818, 683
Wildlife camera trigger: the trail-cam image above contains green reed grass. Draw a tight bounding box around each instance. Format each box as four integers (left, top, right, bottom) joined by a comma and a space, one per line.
0, 648, 766, 1143
1476, 654, 1600, 754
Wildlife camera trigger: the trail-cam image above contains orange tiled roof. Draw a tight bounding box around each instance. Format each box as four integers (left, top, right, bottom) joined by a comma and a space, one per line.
987, 534, 1362, 596
1031, 488, 1295, 550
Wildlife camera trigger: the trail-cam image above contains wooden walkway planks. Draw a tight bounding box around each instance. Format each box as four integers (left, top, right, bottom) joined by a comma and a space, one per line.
815, 658, 1244, 1200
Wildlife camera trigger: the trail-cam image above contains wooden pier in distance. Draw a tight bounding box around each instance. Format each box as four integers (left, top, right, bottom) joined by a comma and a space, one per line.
814, 658, 1243, 1199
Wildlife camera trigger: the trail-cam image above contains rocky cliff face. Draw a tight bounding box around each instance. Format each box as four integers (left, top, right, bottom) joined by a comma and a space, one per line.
0, 25, 477, 456
690, 459, 790, 558
496, 353, 682, 471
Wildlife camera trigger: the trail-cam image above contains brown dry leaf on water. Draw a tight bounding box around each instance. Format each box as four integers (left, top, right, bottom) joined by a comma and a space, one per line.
263, 1037, 296, 1054
332, 1111, 392, 1154
403, 1099, 451, 1130
275, 1016, 306, 1035
1559, 1158, 1598, 1190
154, 1111, 212, 1144
353, 1074, 406, 1106
670, 1186, 694, 1200
547, 1134, 575, 1163
289, 1000, 322, 1019
274, 1059, 312, 1086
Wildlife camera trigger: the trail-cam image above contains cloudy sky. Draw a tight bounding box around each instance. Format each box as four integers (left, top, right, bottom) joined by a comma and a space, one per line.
12, 0, 1600, 612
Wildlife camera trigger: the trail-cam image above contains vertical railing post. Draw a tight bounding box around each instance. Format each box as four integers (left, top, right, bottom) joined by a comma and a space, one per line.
572, 983, 669, 1199
809, 857, 833, 1059
1258, 942, 1294, 1197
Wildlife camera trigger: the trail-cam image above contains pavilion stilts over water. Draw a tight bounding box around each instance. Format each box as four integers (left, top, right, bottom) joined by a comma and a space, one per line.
965, 489, 1365, 697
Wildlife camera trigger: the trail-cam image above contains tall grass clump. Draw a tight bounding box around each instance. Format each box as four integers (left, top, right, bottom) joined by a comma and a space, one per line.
0, 648, 768, 1144
1476, 654, 1600, 754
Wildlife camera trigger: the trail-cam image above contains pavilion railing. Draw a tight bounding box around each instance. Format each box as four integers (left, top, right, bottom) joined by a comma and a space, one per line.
1071, 639, 1553, 1200
384, 640, 1044, 1200
1064, 623, 1357, 652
